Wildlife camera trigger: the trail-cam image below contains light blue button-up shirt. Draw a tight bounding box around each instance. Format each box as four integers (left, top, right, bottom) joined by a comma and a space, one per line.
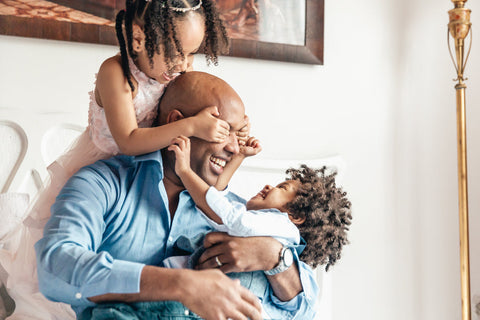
35, 150, 318, 319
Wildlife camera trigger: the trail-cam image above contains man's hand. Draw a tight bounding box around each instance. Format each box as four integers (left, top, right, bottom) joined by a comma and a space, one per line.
92, 266, 263, 320
180, 269, 263, 320
196, 232, 282, 273
167, 135, 191, 177
196, 233, 304, 302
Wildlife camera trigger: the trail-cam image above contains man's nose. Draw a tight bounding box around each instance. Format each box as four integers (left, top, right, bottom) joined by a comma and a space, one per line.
224, 132, 240, 155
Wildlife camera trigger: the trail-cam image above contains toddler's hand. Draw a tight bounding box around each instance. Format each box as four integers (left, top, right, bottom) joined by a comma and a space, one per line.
167, 136, 191, 176
193, 106, 230, 143
240, 136, 262, 157
236, 115, 251, 146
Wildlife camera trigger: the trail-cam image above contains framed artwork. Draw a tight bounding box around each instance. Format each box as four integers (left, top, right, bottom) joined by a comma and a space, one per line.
0, 0, 323, 64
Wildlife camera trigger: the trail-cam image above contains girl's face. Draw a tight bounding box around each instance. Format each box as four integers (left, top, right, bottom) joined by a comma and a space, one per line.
246, 180, 300, 214
136, 13, 205, 84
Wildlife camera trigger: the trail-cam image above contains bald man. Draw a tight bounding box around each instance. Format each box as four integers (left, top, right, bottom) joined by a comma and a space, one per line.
35, 72, 317, 320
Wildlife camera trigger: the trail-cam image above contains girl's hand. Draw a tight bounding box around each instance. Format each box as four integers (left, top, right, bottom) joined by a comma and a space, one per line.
240, 136, 262, 158
236, 115, 251, 146
167, 136, 191, 176
192, 106, 230, 143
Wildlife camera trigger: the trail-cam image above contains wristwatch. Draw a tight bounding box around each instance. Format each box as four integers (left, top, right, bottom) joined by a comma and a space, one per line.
264, 246, 294, 276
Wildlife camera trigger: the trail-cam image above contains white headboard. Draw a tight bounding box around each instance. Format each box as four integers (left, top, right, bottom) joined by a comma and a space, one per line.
0, 106, 340, 320
0, 108, 84, 198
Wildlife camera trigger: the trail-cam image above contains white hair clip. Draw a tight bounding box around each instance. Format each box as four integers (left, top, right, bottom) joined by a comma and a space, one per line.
170, 0, 202, 12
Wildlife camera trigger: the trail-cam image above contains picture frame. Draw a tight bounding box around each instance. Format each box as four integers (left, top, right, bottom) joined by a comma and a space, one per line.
0, 0, 324, 65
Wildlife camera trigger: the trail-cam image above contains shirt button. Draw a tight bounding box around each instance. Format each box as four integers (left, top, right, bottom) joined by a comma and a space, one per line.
168, 236, 173, 242
184, 309, 189, 316
75, 293, 82, 299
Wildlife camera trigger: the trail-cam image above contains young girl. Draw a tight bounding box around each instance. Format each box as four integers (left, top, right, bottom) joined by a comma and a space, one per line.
27, 0, 230, 226
2, 1, 231, 319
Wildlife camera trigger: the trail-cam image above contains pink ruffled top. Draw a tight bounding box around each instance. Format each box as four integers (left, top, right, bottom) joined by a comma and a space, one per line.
88, 57, 166, 155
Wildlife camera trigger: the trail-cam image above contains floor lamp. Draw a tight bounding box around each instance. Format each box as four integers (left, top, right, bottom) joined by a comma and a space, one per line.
448, 0, 472, 319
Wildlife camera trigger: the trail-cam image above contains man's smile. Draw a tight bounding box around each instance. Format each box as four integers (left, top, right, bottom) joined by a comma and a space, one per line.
209, 156, 226, 171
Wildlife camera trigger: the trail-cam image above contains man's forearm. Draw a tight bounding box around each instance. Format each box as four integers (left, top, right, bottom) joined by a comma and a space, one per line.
90, 265, 263, 320
266, 263, 303, 301
89, 266, 185, 303
199, 234, 304, 301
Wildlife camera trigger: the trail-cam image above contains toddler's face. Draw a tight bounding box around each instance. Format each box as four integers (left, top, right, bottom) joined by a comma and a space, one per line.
138, 13, 205, 84
246, 180, 300, 214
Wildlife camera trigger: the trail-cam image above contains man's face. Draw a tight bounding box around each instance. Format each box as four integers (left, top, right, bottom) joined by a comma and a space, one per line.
188, 100, 246, 186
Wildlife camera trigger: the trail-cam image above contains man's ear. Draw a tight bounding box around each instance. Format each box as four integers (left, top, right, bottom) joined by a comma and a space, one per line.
166, 109, 185, 123
132, 24, 145, 53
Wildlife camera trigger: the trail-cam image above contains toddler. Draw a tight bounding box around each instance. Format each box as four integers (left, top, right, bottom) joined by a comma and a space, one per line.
167, 135, 353, 271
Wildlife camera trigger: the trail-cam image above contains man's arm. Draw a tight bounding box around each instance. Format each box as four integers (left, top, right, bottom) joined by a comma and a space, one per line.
35, 164, 262, 320
197, 233, 305, 301
89, 266, 262, 320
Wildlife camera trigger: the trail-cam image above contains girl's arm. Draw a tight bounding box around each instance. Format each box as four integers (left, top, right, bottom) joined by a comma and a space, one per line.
95, 57, 229, 156
215, 136, 262, 191
167, 136, 223, 224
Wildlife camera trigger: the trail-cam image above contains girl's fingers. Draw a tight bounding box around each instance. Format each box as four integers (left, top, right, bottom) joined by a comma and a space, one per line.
219, 119, 230, 130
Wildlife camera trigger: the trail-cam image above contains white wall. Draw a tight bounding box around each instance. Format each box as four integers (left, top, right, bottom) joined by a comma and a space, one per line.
0, 0, 479, 319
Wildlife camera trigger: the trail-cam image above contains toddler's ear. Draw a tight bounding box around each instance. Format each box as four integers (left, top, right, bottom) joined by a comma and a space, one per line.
166, 109, 185, 123
289, 214, 306, 226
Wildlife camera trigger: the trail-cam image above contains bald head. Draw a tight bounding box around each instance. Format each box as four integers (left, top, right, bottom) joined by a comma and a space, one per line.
158, 71, 244, 125
159, 71, 246, 186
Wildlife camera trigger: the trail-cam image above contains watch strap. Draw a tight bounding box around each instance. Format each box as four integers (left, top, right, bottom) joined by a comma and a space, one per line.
264, 246, 293, 276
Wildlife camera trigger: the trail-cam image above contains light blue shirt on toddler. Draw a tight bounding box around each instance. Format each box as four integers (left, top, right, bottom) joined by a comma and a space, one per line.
35, 150, 319, 319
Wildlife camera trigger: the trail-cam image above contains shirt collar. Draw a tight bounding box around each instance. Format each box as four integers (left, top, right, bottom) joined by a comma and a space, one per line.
132, 150, 163, 165
131, 150, 164, 180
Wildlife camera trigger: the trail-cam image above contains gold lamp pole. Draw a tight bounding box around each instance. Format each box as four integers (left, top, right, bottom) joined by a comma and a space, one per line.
448, 1, 472, 319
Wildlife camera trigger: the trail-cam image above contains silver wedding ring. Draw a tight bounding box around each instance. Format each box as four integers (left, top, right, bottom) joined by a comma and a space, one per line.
215, 256, 223, 267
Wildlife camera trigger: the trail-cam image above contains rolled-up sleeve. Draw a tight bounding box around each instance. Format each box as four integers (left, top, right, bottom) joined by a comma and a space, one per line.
205, 187, 317, 318
264, 255, 319, 319
34, 166, 144, 308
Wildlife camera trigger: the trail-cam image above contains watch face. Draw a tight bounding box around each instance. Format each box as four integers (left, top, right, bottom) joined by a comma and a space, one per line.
283, 247, 294, 267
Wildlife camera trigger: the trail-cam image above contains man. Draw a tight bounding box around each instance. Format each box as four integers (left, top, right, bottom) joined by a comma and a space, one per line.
35, 71, 318, 319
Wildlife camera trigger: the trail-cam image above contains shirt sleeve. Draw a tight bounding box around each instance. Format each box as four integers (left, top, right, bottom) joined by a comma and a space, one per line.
263, 255, 319, 319
34, 165, 145, 308
204, 187, 300, 245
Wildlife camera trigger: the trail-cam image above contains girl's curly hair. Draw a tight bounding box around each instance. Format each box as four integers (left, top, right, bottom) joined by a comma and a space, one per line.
285, 165, 352, 271
115, 0, 229, 91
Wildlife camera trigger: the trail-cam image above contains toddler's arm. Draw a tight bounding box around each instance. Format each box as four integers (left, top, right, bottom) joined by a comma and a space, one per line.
96, 57, 229, 155
168, 136, 299, 244
215, 136, 262, 191
168, 136, 223, 224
